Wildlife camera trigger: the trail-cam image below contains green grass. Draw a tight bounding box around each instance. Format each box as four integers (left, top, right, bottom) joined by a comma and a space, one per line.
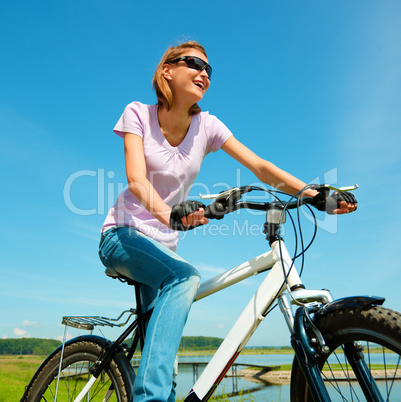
177, 388, 256, 401
177, 347, 294, 356
0, 355, 44, 401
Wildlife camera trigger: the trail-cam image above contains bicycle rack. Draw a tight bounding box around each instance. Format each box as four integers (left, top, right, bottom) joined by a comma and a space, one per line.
61, 309, 137, 330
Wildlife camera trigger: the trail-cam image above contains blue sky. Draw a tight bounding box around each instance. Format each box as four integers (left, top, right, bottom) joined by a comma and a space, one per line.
1, 1, 400, 347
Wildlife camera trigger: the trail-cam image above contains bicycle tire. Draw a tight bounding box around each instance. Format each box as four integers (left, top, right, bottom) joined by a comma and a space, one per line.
290, 305, 401, 401
21, 335, 133, 402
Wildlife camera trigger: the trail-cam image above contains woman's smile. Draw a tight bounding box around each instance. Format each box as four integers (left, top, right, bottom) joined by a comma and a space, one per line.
193, 79, 206, 91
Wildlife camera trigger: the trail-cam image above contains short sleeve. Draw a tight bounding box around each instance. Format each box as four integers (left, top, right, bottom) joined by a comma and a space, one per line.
204, 114, 233, 154
113, 102, 146, 138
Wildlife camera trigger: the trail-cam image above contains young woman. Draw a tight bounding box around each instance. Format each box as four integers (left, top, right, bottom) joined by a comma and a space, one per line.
99, 41, 357, 401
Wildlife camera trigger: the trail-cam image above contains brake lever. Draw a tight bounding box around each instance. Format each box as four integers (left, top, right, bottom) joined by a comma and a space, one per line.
199, 187, 242, 200
199, 186, 253, 201
310, 184, 358, 193
327, 184, 358, 192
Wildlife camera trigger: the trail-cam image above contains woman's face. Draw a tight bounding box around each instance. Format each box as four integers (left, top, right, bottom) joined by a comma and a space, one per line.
164, 49, 211, 106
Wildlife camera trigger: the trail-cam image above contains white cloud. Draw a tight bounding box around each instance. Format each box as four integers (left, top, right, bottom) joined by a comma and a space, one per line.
68, 228, 100, 242
2, 335, 8, 339
196, 264, 226, 278
23, 320, 38, 327
69, 220, 103, 241
56, 332, 74, 342
0, 285, 131, 309
14, 328, 30, 337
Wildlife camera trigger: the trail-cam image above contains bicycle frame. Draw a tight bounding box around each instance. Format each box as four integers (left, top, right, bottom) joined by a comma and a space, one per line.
185, 238, 333, 401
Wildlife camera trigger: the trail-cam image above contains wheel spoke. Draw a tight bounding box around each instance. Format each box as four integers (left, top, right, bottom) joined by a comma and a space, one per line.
385, 353, 400, 402
23, 340, 127, 401
382, 346, 389, 398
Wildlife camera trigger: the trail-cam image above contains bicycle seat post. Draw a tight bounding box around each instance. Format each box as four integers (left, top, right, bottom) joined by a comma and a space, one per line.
132, 281, 148, 353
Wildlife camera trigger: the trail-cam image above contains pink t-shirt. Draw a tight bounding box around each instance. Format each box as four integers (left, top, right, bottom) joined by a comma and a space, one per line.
101, 102, 233, 251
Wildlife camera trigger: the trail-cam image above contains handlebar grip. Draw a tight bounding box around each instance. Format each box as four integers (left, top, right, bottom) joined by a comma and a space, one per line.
204, 202, 226, 220
312, 189, 357, 215
325, 196, 339, 215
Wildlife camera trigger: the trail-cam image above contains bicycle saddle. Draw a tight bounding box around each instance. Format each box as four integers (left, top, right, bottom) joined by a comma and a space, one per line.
104, 267, 138, 286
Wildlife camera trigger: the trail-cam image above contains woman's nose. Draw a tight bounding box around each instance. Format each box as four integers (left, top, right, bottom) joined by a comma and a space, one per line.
200, 68, 210, 80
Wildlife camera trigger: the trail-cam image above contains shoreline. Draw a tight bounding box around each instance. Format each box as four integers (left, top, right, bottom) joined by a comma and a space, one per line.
177, 348, 294, 357
241, 368, 291, 384
240, 368, 401, 385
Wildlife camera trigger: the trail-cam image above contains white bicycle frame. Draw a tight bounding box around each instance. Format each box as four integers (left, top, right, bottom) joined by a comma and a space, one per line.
187, 239, 333, 400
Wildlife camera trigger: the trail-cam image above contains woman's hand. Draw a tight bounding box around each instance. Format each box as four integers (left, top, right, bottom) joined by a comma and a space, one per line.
170, 201, 209, 231
313, 190, 358, 215
333, 199, 358, 214
181, 207, 209, 227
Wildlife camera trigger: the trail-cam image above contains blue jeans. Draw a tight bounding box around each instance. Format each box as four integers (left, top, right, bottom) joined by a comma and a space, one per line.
99, 227, 200, 402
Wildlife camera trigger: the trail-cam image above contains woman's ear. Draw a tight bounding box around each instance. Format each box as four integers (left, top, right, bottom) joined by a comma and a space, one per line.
162, 64, 173, 81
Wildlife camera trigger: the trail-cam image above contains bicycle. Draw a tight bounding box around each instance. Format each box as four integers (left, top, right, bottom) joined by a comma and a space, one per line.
21, 184, 401, 402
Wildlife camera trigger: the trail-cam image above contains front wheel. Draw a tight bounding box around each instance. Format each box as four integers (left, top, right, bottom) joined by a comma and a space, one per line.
290, 306, 401, 401
21, 336, 132, 402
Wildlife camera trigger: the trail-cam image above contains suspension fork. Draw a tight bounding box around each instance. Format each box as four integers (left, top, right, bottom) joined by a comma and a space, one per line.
290, 301, 385, 402
291, 306, 331, 402
343, 342, 384, 402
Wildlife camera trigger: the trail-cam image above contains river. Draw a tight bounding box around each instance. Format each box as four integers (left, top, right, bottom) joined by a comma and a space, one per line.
174, 353, 293, 401
162, 352, 401, 401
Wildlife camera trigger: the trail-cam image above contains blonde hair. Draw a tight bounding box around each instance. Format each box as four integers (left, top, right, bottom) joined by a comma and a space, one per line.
152, 41, 208, 116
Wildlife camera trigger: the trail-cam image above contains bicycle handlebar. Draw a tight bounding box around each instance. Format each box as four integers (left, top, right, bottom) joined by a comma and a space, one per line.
203, 196, 314, 220
201, 184, 358, 220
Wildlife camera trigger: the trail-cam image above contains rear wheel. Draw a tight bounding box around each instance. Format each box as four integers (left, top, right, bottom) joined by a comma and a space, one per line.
22, 339, 130, 401
290, 306, 401, 401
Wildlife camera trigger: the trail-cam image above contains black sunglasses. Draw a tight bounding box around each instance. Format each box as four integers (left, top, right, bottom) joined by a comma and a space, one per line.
169, 56, 212, 80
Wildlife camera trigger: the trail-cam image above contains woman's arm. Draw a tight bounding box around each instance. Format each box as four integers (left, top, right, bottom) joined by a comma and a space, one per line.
222, 136, 356, 214
222, 136, 316, 196
124, 133, 172, 227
